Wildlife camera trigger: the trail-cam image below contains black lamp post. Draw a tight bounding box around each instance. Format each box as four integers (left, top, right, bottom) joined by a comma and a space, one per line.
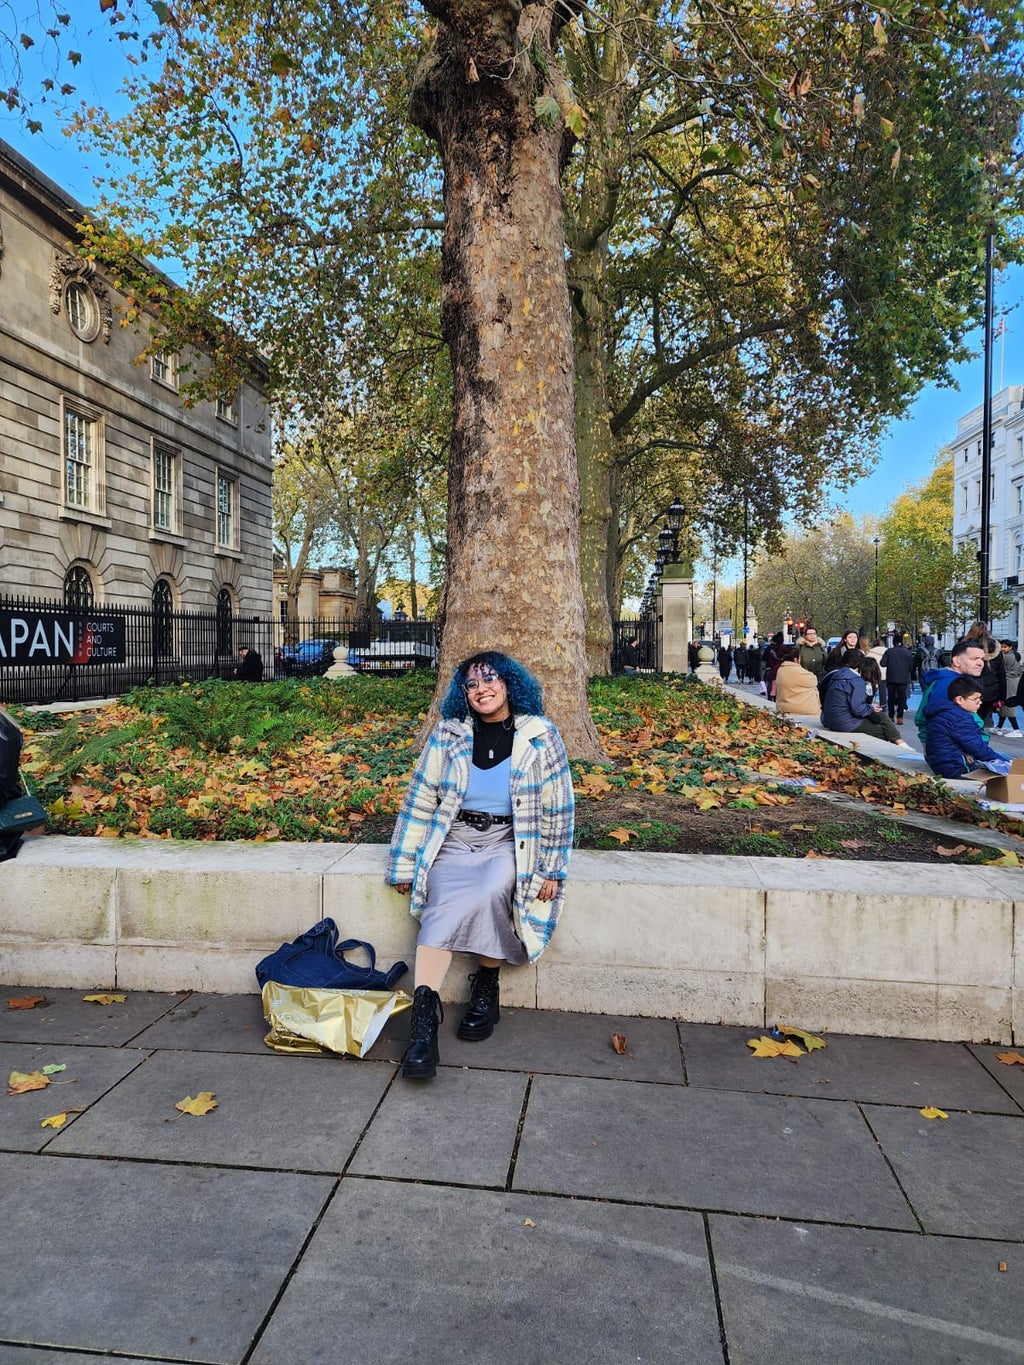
667, 499, 685, 562
873, 537, 881, 640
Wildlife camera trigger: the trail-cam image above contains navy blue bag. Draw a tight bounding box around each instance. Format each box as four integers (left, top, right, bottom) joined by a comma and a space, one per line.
255, 918, 408, 991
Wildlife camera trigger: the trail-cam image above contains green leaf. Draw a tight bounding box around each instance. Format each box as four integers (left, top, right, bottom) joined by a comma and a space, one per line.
150, 1, 171, 22
41, 1063, 67, 1076
534, 95, 561, 128
269, 50, 298, 76
879, 117, 894, 140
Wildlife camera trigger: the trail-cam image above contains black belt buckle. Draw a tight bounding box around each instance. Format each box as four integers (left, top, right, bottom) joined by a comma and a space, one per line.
460, 809, 494, 831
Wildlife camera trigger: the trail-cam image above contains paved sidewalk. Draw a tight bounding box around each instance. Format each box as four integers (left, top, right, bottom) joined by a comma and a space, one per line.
1, 988, 1023, 1363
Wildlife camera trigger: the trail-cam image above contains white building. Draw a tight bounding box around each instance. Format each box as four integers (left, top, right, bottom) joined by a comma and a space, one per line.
947, 384, 1024, 643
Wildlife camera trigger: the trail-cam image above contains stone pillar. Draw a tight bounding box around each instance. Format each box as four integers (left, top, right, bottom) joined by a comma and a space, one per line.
657, 564, 693, 673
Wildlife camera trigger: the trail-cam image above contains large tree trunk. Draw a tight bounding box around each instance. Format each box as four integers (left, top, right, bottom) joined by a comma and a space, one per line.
411, 0, 603, 758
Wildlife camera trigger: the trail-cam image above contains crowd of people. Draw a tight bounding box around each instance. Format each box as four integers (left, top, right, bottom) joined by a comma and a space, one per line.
696, 623, 1024, 780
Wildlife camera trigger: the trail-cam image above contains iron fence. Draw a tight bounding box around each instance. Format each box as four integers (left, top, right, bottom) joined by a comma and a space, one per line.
0, 594, 436, 706
611, 617, 657, 671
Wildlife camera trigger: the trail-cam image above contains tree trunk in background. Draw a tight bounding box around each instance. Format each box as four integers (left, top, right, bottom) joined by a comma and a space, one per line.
411, 0, 603, 758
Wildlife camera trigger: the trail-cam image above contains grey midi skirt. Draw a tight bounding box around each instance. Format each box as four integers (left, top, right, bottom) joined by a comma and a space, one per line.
418, 821, 527, 964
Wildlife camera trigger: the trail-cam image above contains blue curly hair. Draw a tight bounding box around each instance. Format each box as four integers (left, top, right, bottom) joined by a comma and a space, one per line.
440, 650, 545, 721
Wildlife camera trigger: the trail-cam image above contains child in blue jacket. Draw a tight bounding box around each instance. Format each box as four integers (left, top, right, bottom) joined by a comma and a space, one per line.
924, 676, 1011, 778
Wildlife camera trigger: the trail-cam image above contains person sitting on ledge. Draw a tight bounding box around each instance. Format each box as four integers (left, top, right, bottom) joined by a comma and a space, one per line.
924, 676, 1012, 779
773, 645, 821, 718
818, 649, 910, 747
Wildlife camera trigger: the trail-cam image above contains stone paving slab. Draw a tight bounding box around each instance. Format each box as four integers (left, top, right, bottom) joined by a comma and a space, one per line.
249, 1178, 726, 1365
679, 1024, 1024, 1113
441, 1007, 685, 1082
0, 988, 188, 1046
710, 1215, 1024, 1364
863, 1104, 1024, 1241
48, 1047, 394, 1173
349, 1065, 528, 1186
0, 1351, 162, 1364
0, 1151, 333, 1364
0, 1042, 149, 1153
970, 1043, 1024, 1108
514, 1075, 917, 1228
128, 991, 270, 1054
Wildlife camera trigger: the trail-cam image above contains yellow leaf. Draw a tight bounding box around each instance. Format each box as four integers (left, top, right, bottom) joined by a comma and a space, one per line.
175, 1091, 219, 1116
7, 1069, 50, 1095
778, 1025, 826, 1051
523, 1218, 536, 1227
83, 993, 126, 1005
919, 1106, 948, 1120
747, 1036, 803, 1060
40, 1109, 83, 1129
673, 731, 691, 742
988, 852, 1020, 867
606, 827, 636, 844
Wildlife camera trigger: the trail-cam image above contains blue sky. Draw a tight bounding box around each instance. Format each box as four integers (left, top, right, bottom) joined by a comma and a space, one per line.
4, 1, 1021, 528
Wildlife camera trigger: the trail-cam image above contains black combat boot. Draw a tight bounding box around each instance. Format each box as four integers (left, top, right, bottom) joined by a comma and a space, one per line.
402, 985, 444, 1080
457, 964, 500, 1041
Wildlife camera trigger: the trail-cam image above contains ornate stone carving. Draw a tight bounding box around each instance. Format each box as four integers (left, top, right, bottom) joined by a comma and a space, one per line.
50, 248, 114, 343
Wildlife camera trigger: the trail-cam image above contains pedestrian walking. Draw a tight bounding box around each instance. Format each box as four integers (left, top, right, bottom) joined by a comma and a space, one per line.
386, 652, 574, 1081
717, 643, 733, 682
733, 642, 748, 683
796, 626, 826, 678
880, 637, 914, 724
995, 641, 1023, 736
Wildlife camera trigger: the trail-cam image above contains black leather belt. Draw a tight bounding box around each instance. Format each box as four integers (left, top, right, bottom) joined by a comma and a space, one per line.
457, 809, 513, 831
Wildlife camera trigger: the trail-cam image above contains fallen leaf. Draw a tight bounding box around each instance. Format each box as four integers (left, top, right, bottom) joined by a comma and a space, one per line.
83, 993, 126, 1005
839, 839, 869, 850
7, 995, 47, 1010
175, 1091, 218, 1116
988, 851, 1021, 867
995, 1051, 1024, 1066
40, 1063, 67, 1076
611, 1033, 627, 1055
606, 827, 636, 844
747, 1036, 803, 1061
919, 1106, 948, 1120
7, 1069, 50, 1095
523, 1218, 536, 1227
999, 1261, 1008, 1272
936, 844, 967, 857
778, 1025, 826, 1051
40, 1109, 84, 1130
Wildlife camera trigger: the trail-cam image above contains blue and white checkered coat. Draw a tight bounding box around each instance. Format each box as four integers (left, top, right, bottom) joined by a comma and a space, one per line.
386, 714, 575, 963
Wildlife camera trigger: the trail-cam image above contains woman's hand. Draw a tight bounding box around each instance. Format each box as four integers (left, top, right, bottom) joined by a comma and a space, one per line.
393, 882, 412, 895
536, 878, 560, 903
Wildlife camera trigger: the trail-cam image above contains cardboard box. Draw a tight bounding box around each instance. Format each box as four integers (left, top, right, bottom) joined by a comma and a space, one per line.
965, 758, 1024, 803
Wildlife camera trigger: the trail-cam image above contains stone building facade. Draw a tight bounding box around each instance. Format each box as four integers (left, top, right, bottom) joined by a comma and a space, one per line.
0, 139, 273, 616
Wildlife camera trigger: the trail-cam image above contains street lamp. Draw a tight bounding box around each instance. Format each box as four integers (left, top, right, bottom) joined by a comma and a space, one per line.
667, 499, 685, 563
873, 537, 881, 640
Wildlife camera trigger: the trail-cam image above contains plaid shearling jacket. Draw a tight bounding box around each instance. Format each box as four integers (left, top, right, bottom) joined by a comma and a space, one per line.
386, 714, 575, 963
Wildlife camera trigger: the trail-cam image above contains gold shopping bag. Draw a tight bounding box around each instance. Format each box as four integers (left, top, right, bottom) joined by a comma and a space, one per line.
261, 982, 412, 1058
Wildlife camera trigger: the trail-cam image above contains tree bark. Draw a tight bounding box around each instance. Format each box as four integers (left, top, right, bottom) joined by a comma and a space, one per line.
411, 0, 603, 758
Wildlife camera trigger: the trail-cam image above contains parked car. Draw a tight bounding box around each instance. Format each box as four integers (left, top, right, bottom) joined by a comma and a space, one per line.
351, 623, 438, 675
280, 638, 339, 677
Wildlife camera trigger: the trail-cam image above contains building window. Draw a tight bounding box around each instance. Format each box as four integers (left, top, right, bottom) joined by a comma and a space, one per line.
152, 578, 174, 659
152, 445, 177, 532
151, 351, 179, 389
63, 564, 94, 610
216, 587, 234, 656
961, 484, 968, 513
991, 473, 997, 503
64, 407, 98, 511
64, 280, 100, 341
216, 392, 238, 425
216, 471, 238, 549
974, 478, 982, 508
1016, 482, 1024, 516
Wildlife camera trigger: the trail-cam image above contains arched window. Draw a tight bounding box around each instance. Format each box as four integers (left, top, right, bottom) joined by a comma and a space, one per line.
63, 565, 94, 610
152, 578, 174, 659
216, 586, 234, 656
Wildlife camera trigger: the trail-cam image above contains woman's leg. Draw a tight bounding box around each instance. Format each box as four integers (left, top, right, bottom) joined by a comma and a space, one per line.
856, 714, 902, 743
414, 945, 453, 991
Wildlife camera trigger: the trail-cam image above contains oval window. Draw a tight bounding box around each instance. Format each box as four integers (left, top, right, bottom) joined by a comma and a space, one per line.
65, 280, 100, 341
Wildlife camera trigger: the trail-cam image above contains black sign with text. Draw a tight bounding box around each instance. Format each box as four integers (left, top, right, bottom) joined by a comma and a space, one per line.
0, 610, 127, 665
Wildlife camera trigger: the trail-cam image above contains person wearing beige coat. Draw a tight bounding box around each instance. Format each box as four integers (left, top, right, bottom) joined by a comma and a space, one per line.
773, 649, 822, 717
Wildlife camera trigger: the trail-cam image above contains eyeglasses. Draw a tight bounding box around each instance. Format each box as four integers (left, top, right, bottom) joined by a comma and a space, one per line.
465, 669, 501, 691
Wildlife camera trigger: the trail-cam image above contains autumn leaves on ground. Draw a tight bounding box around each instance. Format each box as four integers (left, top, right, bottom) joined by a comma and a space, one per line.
11, 672, 1023, 864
